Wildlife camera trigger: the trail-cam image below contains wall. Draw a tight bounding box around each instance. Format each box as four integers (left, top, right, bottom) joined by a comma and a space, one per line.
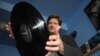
67, 0, 97, 46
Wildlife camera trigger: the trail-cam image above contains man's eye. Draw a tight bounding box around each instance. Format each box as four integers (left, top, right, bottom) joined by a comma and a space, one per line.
54, 23, 57, 25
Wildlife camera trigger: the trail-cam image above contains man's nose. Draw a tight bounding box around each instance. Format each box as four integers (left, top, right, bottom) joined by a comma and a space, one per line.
51, 24, 55, 27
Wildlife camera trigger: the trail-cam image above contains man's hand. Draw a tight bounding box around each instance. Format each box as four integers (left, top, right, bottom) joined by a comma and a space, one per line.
5, 22, 14, 39
45, 34, 64, 56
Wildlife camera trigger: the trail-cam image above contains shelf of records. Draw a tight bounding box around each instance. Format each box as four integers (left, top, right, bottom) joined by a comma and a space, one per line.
80, 32, 100, 56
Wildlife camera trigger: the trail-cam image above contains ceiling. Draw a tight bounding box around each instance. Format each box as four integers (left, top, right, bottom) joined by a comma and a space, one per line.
0, 0, 84, 22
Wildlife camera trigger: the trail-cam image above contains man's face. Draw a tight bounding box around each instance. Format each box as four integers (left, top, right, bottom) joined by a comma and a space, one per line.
47, 18, 61, 34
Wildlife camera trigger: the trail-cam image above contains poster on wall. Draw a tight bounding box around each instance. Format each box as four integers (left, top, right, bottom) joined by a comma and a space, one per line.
84, 0, 100, 31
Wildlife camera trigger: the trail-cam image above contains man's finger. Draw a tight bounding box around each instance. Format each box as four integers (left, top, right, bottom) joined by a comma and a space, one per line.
49, 35, 57, 41
54, 26, 61, 34
45, 46, 59, 52
46, 41, 60, 46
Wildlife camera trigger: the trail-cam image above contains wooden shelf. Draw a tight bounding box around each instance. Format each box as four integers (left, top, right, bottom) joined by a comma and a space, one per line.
84, 43, 100, 56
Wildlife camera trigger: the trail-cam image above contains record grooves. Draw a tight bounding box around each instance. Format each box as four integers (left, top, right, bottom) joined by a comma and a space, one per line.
11, 2, 49, 56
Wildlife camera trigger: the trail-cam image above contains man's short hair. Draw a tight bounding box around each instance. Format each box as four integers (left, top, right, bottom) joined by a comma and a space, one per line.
47, 15, 62, 26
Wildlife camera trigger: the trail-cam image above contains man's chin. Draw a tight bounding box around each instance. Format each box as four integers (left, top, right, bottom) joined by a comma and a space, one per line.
49, 31, 54, 33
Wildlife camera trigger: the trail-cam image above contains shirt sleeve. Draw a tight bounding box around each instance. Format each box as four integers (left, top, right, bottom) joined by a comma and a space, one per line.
61, 35, 83, 56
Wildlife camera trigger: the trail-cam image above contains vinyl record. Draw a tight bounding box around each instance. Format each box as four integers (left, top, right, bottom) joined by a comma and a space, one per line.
10, 2, 49, 56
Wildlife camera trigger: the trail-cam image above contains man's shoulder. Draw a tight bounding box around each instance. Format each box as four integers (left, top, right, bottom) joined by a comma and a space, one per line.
61, 35, 78, 48
61, 35, 74, 40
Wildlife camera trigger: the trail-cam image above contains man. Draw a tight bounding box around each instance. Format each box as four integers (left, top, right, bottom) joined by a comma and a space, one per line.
6, 15, 83, 56
45, 15, 83, 56
45, 15, 64, 56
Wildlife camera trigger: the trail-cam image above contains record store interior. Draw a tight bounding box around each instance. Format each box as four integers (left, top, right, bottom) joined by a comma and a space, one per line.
0, 0, 100, 56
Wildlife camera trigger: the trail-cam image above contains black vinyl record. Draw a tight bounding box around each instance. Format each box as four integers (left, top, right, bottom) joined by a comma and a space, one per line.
10, 2, 49, 56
